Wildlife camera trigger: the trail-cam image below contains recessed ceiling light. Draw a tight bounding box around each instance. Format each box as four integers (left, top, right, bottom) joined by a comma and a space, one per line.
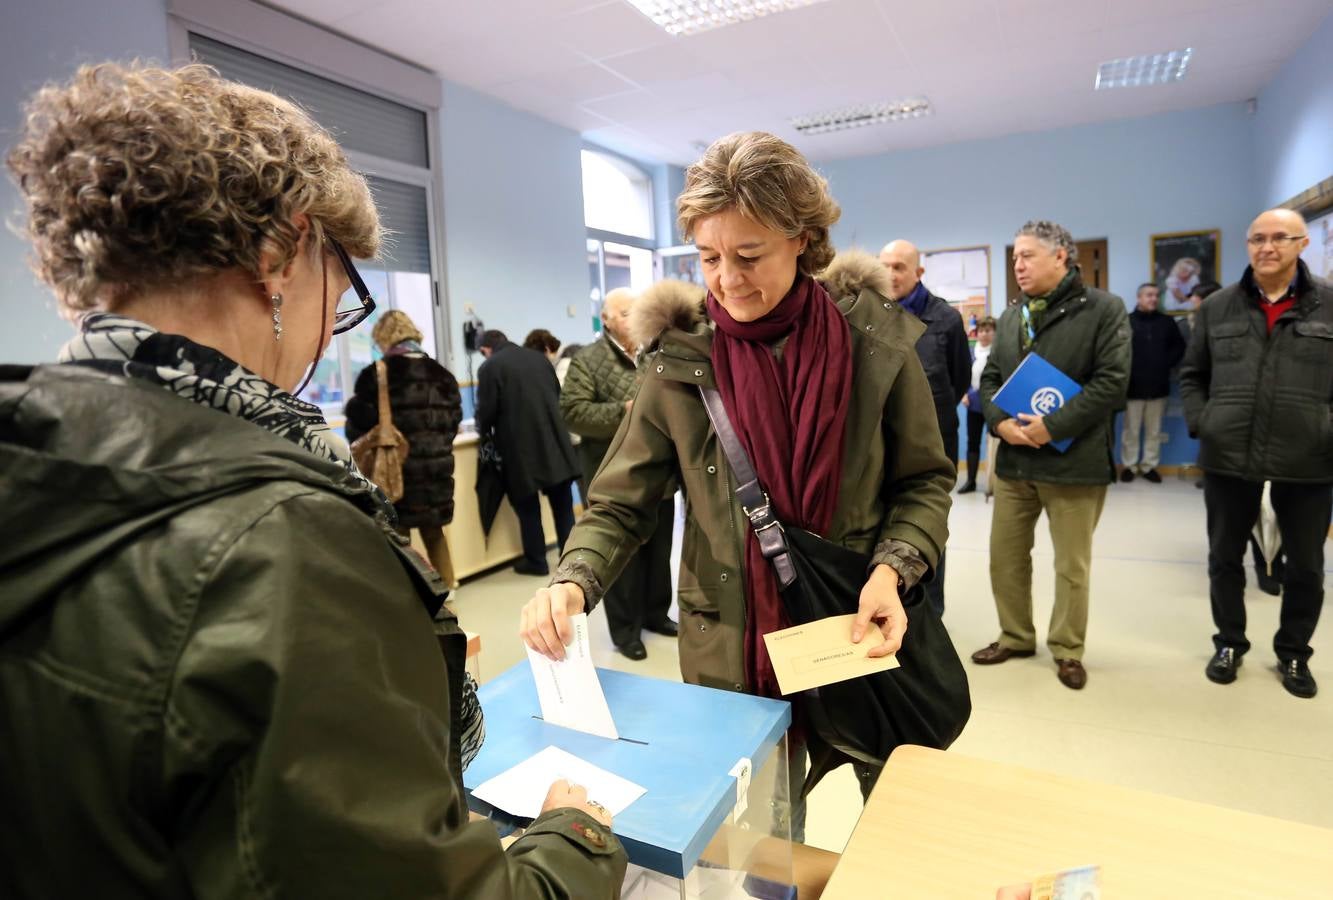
623, 0, 833, 36
790, 98, 932, 136
1095, 48, 1193, 90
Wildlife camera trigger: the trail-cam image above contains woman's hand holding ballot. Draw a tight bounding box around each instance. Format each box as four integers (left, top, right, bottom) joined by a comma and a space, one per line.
852, 564, 907, 658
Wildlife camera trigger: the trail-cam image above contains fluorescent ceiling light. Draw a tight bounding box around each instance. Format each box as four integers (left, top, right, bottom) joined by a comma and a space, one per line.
623, 0, 833, 36
791, 98, 932, 136
1095, 48, 1193, 90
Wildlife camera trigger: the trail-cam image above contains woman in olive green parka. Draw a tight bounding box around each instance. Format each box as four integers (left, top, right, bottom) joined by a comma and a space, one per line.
522, 133, 955, 834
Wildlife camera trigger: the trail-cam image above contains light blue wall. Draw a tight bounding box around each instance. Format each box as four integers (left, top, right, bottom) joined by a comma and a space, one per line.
440, 81, 591, 406
819, 102, 1259, 310
817, 103, 1260, 467
0, 0, 171, 364
1254, 12, 1333, 208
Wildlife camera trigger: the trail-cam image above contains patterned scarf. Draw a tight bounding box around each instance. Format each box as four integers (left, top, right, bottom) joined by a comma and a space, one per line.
1021, 269, 1081, 350
59, 313, 374, 492
385, 339, 426, 357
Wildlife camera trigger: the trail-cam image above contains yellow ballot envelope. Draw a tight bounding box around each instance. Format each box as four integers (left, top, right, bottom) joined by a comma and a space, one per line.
761, 613, 900, 695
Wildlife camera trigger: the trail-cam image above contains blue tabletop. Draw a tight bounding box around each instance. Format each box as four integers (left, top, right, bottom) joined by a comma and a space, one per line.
465, 662, 791, 878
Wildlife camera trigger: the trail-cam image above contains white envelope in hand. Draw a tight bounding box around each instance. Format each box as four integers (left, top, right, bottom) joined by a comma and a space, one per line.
762, 613, 900, 695
525, 613, 619, 740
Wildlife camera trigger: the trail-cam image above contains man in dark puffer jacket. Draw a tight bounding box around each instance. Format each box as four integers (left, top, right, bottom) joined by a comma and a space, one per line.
1180, 208, 1333, 699
346, 311, 463, 586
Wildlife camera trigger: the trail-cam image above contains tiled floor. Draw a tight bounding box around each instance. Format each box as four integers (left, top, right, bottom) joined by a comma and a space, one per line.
449, 477, 1331, 854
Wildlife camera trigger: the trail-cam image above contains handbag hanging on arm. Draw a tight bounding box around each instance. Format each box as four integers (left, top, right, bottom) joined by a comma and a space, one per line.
698, 385, 971, 766
351, 359, 410, 502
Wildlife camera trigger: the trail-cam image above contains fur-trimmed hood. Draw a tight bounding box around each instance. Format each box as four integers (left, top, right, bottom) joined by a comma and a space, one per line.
629, 249, 892, 350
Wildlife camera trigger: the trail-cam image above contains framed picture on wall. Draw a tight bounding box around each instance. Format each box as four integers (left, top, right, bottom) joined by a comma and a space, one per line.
654, 244, 706, 286
920, 245, 991, 339
1151, 229, 1220, 315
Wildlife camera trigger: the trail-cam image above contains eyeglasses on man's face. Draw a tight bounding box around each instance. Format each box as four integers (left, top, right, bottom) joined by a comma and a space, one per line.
1245, 233, 1307, 248
328, 238, 376, 334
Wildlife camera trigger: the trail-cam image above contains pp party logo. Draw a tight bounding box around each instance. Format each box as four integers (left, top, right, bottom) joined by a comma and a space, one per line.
1030, 386, 1065, 415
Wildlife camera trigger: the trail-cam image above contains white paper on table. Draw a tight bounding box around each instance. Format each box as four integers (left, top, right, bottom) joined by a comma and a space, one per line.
472, 745, 646, 820
525, 613, 619, 740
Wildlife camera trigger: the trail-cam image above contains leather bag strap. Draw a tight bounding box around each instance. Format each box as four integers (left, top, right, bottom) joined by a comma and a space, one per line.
697, 385, 796, 588
374, 359, 394, 433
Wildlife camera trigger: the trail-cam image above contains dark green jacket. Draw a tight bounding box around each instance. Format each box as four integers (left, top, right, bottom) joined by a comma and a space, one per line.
1179, 261, 1333, 483
980, 272, 1131, 485
553, 253, 955, 694
0, 363, 625, 899
560, 334, 641, 488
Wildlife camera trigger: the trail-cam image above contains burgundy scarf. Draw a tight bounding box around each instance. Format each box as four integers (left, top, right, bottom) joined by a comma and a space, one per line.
709, 275, 853, 699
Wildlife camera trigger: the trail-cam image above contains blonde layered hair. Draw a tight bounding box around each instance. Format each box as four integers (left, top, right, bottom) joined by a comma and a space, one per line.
676, 132, 840, 276
371, 310, 424, 351
6, 62, 382, 314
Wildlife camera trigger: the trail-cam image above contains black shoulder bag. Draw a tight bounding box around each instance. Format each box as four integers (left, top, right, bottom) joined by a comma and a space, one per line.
699, 385, 971, 766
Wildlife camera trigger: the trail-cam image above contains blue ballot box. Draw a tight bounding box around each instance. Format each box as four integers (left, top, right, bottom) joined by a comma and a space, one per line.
465, 662, 795, 897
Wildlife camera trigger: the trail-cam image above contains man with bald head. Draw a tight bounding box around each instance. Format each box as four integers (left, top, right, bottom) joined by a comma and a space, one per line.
561, 288, 676, 659
1181, 208, 1333, 698
880, 240, 971, 616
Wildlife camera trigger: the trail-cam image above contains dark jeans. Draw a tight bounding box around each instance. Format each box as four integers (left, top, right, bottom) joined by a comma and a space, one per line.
1203, 473, 1330, 663
604, 498, 675, 648
785, 737, 882, 844
512, 479, 576, 571
921, 548, 946, 617
965, 409, 985, 457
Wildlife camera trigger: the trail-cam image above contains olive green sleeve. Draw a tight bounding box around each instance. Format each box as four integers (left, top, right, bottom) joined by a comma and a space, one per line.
167, 489, 626, 899
553, 371, 679, 609
561, 352, 626, 440
1042, 301, 1130, 443
874, 348, 954, 572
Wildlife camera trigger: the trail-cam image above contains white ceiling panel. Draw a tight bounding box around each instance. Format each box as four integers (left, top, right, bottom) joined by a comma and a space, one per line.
265, 0, 1331, 165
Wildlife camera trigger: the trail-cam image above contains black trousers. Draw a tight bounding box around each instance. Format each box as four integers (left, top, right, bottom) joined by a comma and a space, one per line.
604, 498, 675, 647
923, 410, 959, 616
512, 480, 576, 571
1203, 473, 1330, 662
921, 549, 947, 618
965, 409, 985, 457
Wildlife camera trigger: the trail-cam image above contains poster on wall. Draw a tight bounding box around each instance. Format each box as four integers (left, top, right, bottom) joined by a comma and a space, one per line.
1301, 210, 1332, 280
1151, 229, 1220, 314
921, 245, 990, 338
654, 245, 706, 286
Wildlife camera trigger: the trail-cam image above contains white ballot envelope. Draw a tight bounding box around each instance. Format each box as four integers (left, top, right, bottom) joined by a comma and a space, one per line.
761, 613, 900, 695
472, 745, 646, 820
525, 613, 619, 740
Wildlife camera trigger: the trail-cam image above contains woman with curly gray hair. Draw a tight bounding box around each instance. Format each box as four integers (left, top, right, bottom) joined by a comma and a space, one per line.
520, 131, 955, 839
0, 63, 623, 898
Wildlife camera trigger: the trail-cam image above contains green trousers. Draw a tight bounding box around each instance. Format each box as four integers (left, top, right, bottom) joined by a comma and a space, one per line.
989, 476, 1108, 661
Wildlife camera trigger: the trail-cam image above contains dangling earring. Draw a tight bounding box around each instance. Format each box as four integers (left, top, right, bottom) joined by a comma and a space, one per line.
271, 293, 283, 341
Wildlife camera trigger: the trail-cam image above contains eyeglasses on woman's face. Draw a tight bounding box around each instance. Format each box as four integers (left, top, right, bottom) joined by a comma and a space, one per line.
328, 238, 376, 335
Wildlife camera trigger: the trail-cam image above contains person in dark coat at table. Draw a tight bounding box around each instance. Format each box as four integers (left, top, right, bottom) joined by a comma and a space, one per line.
345, 310, 463, 587
477, 329, 580, 575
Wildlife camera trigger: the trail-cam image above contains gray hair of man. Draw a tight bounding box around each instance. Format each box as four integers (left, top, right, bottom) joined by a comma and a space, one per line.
1015, 220, 1079, 267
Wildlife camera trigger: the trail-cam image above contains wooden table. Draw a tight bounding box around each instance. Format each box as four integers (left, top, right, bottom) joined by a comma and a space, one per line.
822, 745, 1333, 899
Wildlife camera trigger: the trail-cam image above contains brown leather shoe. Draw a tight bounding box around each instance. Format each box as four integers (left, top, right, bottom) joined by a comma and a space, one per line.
971, 642, 1036, 665
1056, 659, 1087, 690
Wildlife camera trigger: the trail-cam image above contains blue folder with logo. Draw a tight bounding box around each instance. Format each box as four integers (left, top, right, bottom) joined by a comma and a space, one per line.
991, 352, 1082, 453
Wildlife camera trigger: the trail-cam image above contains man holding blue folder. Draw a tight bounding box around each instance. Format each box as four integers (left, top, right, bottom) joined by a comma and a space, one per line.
970, 221, 1130, 690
